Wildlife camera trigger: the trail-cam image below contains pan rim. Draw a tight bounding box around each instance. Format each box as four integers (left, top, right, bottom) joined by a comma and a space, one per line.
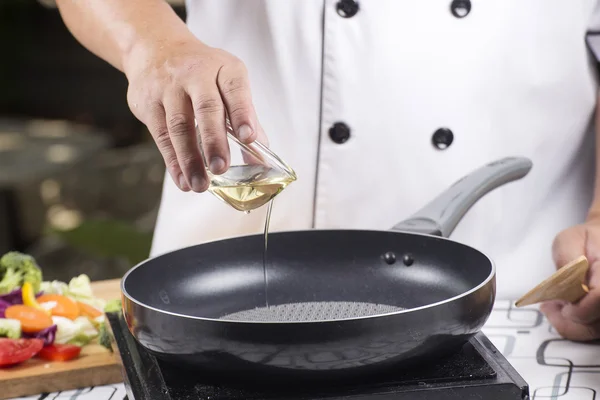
120, 228, 496, 325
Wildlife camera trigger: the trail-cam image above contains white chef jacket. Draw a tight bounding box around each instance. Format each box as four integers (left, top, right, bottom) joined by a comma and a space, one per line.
151, 0, 600, 300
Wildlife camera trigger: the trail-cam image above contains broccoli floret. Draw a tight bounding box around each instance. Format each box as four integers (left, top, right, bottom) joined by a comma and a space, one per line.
0, 268, 22, 295
0, 251, 43, 294
98, 322, 113, 351
0, 319, 22, 339
104, 299, 122, 313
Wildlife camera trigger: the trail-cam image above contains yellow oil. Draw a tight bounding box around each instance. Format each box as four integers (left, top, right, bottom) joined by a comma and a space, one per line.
262, 199, 274, 307
208, 165, 295, 212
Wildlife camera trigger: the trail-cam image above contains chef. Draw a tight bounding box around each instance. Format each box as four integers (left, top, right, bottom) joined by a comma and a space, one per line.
55, 0, 600, 340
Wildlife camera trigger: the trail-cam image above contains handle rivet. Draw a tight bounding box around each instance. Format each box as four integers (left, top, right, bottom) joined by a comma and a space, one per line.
382, 252, 396, 265
403, 254, 414, 266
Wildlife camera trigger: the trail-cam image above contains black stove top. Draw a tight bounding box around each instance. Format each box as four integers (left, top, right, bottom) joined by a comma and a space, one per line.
106, 312, 529, 400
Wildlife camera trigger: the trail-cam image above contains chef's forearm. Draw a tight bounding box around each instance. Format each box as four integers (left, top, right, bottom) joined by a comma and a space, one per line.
55, 0, 194, 73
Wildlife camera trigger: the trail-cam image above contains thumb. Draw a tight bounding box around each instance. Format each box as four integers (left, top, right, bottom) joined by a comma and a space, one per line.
551, 225, 587, 269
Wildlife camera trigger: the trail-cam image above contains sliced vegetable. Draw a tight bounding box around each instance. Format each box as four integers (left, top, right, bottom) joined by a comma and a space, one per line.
40, 275, 106, 311
37, 294, 79, 320
53, 316, 98, 346
93, 314, 105, 326
98, 322, 112, 350
77, 301, 102, 319
0, 338, 44, 367
104, 299, 122, 313
0, 252, 113, 355
22, 324, 57, 346
5, 305, 53, 333
0, 299, 10, 318
67, 275, 106, 310
39, 280, 68, 296
0, 288, 26, 305
37, 344, 81, 362
0, 319, 21, 339
67, 275, 93, 298
0, 287, 44, 306
22, 282, 45, 312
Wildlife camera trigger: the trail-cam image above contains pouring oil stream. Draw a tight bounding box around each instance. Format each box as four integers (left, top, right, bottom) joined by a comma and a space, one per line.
262, 199, 273, 307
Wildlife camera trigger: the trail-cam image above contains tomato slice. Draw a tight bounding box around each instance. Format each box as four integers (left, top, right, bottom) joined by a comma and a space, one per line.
77, 301, 102, 319
38, 344, 81, 362
37, 294, 80, 320
5, 305, 53, 333
0, 338, 44, 367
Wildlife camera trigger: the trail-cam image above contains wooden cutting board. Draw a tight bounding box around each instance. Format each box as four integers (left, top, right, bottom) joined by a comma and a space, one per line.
0, 279, 123, 400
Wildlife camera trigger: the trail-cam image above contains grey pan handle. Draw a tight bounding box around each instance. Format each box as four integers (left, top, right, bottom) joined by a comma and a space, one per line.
392, 157, 533, 238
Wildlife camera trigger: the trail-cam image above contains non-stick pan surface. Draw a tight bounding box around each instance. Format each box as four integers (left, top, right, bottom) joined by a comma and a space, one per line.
121, 157, 532, 382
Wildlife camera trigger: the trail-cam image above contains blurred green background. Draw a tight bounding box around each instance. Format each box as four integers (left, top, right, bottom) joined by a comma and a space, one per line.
0, 0, 186, 282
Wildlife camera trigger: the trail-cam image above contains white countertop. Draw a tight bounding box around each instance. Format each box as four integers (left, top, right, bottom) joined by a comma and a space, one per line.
10, 300, 600, 399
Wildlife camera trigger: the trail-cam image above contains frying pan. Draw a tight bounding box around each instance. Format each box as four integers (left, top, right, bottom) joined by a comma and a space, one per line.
121, 156, 532, 383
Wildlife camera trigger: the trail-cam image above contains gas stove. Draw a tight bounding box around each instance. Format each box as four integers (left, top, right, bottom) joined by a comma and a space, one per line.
106, 312, 529, 400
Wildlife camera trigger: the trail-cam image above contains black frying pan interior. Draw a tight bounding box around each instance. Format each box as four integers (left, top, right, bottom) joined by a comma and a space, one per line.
124, 229, 492, 322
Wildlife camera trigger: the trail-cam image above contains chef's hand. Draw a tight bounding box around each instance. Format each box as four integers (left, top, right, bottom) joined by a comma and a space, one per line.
123, 36, 267, 192
540, 217, 600, 340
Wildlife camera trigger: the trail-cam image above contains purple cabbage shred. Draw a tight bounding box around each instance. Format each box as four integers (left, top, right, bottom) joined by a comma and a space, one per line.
0, 288, 44, 306
22, 324, 57, 346
0, 299, 10, 318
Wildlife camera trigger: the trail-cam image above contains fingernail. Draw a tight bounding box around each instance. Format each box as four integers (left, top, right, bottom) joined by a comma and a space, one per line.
209, 157, 226, 174
191, 174, 206, 192
238, 124, 253, 142
178, 174, 187, 189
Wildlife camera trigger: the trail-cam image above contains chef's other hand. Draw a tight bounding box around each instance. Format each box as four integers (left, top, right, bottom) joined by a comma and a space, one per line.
124, 37, 267, 192
540, 217, 600, 341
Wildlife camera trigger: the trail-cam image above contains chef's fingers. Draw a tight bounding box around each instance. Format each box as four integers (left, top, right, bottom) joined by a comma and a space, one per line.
562, 286, 600, 325
541, 300, 600, 341
214, 61, 266, 166
162, 89, 208, 192
216, 58, 260, 145
551, 225, 587, 269
143, 101, 190, 192
563, 300, 600, 325
187, 84, 230, 176
560, 229, 600, 324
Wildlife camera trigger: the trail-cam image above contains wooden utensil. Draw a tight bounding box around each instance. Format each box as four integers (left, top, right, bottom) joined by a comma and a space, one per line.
515, 255, 590, 307
0, 279, 123, 400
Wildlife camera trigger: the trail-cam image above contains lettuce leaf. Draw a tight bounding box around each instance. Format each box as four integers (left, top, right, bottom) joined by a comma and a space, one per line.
52, 316, 98, 345
0, 319, 21, 339
40, 274, 106, 310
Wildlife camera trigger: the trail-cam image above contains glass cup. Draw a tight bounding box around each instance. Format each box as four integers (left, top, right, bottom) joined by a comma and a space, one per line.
196, 119, 297, 212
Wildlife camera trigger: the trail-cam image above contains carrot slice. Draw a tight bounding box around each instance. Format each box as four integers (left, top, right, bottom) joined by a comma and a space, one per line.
5, 305, 53, 333
37, 294, 80, 320
77, 301, 102, 319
